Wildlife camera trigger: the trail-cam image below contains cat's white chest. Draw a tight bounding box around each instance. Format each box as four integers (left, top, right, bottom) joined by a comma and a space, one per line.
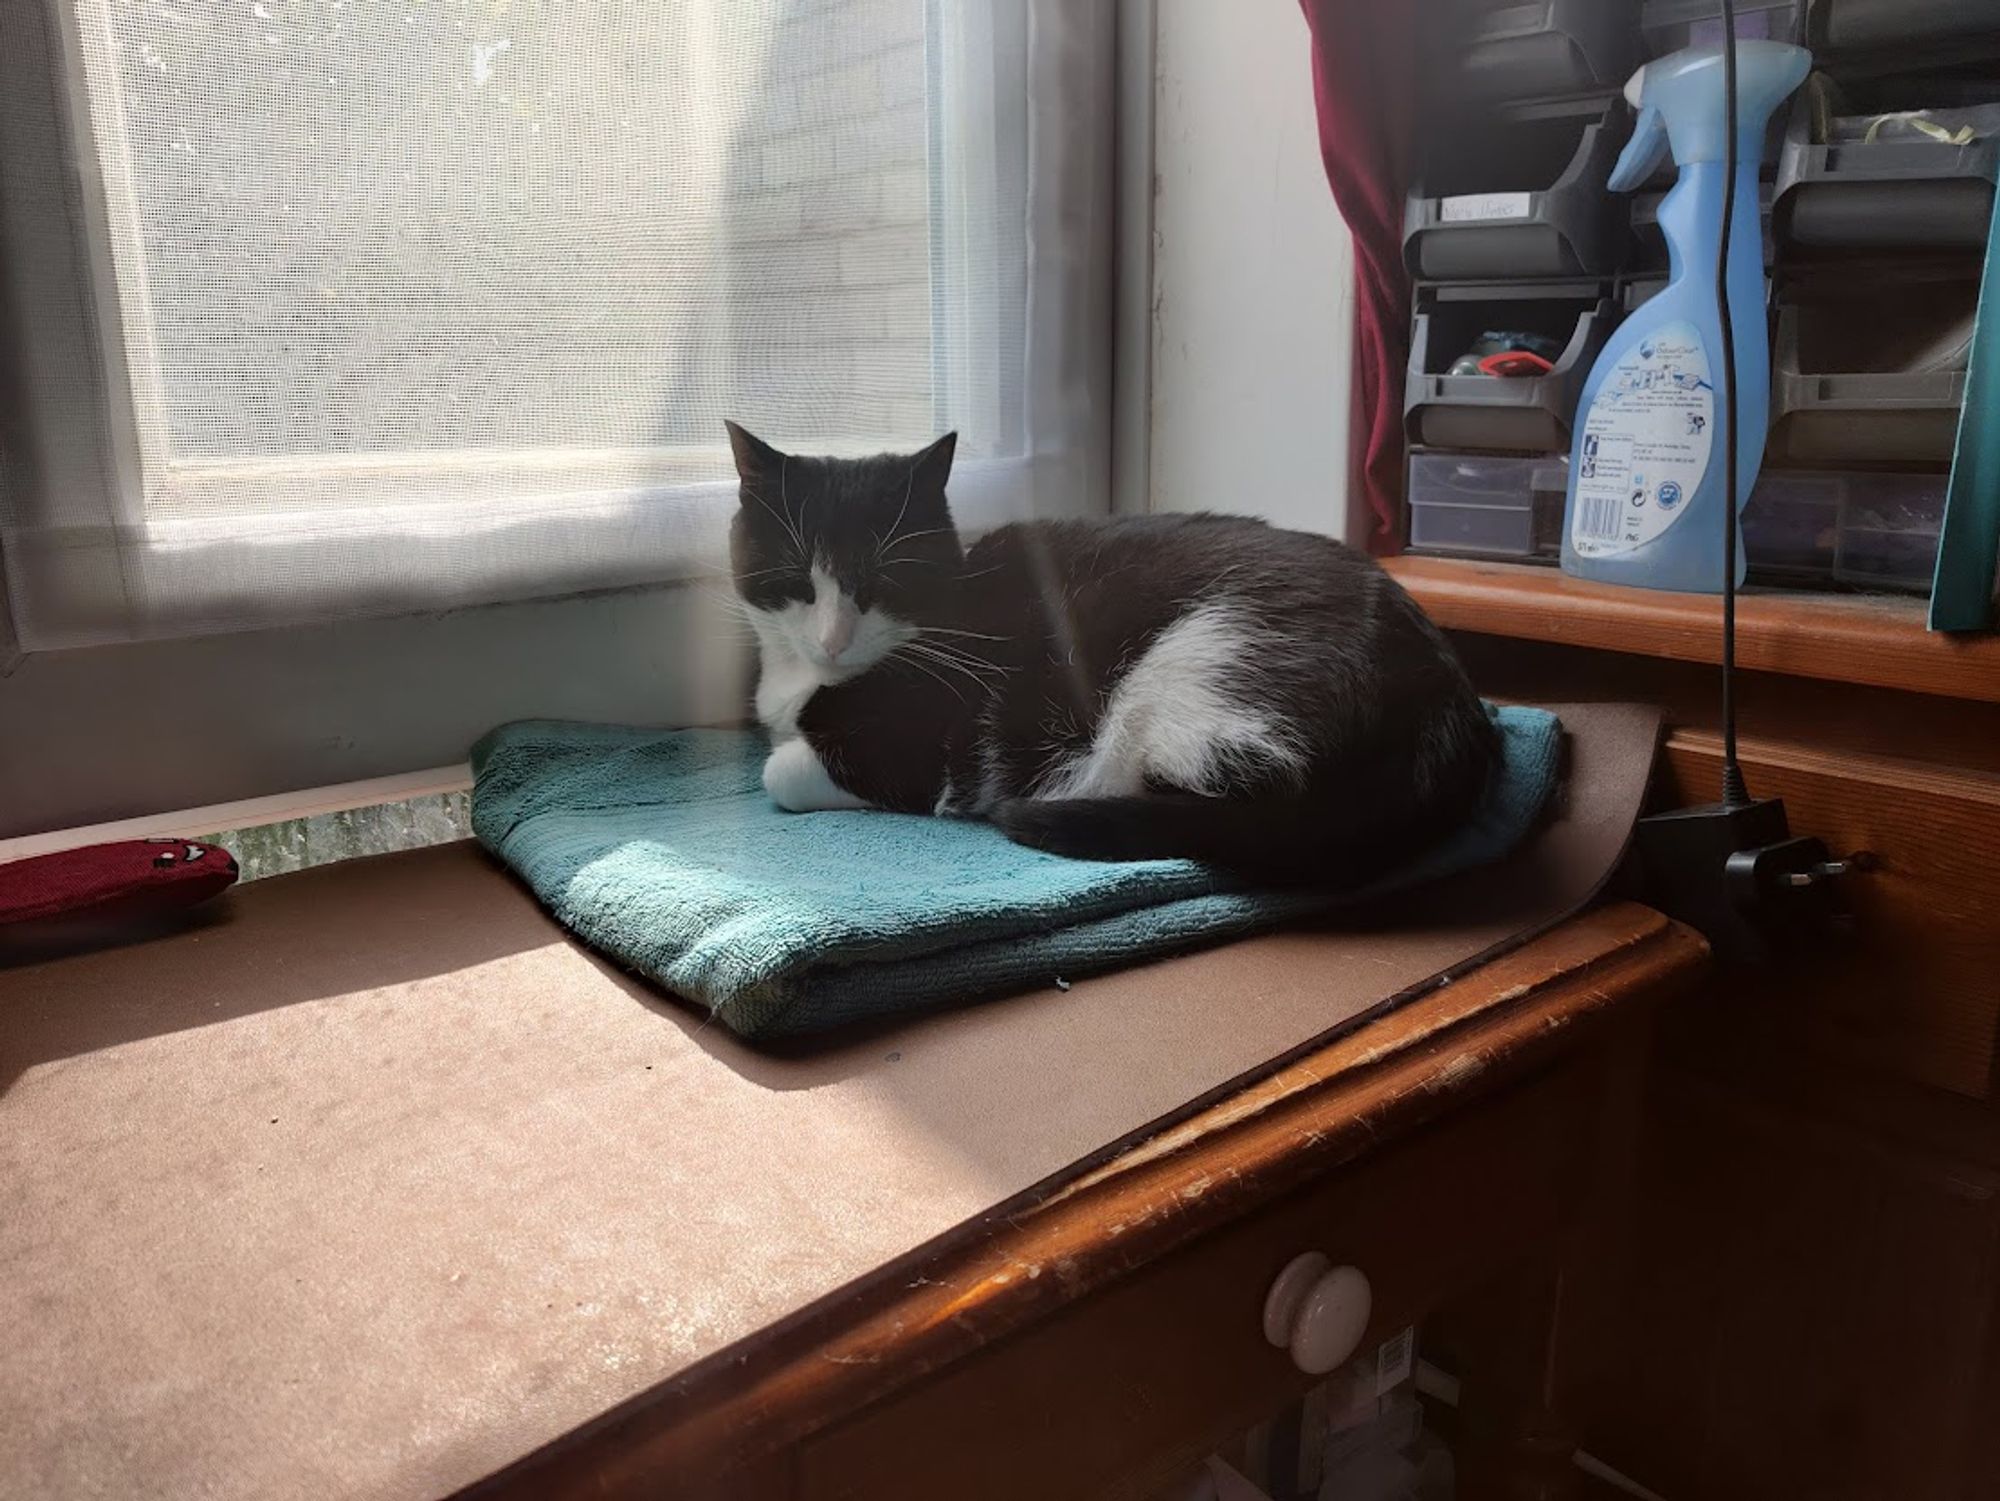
754, 632, 820, 741
750, 626, 873, 813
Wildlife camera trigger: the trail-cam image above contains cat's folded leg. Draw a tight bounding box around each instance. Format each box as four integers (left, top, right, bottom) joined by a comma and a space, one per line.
763, 737, 873, 813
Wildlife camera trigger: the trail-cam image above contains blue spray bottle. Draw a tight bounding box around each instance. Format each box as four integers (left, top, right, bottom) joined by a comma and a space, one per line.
1561, 41, 1809, 592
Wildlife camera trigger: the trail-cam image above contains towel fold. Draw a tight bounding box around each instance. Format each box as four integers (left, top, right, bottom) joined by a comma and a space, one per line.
470, 706, 1562, 1040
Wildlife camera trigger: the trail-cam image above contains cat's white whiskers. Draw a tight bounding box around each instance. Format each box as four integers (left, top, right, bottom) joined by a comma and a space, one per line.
905, 634, 995, 667
691, 589, 765, 636
741, 486, 806, 563
877, 526, 956, 561
781, 455, 817, 552
920, 652, 1007, 686
875, 466, 918, 565
891, 638, 991, 682
887, 647, 969, 705
918, 625, 1008, 642
898, 641, 1007, 689
924, 640, 1015, 678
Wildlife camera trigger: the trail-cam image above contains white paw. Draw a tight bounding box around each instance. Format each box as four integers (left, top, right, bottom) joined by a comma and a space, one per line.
763, 738, 871, 813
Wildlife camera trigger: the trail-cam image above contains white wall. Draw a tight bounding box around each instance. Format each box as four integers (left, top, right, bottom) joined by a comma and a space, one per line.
0, 586, 751, 840
1146, 0, 1355, 538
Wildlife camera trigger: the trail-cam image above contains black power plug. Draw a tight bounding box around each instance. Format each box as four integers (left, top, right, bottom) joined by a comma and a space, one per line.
1637, 797, 1858, 962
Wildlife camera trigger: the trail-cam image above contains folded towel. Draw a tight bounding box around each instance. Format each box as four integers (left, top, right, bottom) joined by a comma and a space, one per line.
470, 707, 1562, 1040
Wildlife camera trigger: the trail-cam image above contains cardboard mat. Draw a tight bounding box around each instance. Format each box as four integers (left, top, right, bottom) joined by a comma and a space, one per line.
0, 702, 1659, 1501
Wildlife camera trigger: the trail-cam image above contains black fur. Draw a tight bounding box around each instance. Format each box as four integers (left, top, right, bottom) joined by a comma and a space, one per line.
730, 425, 1499, 884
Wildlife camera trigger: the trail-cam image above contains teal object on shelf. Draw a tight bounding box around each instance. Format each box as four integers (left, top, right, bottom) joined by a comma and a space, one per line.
1930, 190, 2000, 633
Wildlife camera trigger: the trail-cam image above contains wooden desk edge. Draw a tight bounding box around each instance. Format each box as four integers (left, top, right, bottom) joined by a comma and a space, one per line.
1383, 554, 2000, 706
461, 903, 1708, 1500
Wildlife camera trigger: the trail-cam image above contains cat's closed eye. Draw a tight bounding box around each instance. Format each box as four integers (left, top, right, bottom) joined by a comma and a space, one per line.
736, 569, 813, 612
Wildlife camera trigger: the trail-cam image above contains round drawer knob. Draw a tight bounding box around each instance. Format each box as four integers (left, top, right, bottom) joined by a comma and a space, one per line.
1262, 1252, 1372, 1375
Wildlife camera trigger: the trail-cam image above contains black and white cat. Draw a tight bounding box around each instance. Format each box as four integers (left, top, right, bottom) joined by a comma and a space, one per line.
727, 421, 1498, 883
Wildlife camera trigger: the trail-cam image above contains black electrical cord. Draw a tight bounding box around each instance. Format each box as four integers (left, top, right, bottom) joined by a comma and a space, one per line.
1716, 0, 1751, 810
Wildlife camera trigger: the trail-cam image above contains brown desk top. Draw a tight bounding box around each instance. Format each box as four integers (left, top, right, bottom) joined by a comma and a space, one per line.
479, 902, 1703, 1501
0, 704, 1667, 1501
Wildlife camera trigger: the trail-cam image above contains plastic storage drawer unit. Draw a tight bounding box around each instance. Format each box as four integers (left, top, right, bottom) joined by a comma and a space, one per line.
1768, 265, 1976, 466
1642, 0, 1802, 54
1406, 97, 1635, 280
1834, 473, 1951, 591
1741, 470, 1842, 582
1775, 80, 2000, 252
1742, 470, 1947, 592
1813, 0, 2000, 61
1406, 456, 1944, 590
1440, 0, 1642, 102
1405, 280, 1619, 453
1407, 451, 1570, 562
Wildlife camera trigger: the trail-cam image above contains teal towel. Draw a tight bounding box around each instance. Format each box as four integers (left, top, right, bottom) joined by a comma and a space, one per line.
471, 707, 1562, 1041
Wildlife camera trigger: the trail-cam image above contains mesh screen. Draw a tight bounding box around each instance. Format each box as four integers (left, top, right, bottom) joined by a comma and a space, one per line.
0, 0, 1109, 648
80, 0, 991, 472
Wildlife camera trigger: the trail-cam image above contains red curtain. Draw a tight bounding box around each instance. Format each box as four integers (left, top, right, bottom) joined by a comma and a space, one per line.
1297, 0, 1420, 551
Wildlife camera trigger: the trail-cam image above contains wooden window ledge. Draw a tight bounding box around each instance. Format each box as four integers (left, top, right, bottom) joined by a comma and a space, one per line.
1384, 555, 2000, 705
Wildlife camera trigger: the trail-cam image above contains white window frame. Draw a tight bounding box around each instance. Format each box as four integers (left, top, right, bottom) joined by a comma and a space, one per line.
11, 0, 1081, 651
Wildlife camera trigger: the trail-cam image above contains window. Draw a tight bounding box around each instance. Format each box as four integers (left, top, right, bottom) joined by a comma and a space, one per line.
0, 1, 1112, 651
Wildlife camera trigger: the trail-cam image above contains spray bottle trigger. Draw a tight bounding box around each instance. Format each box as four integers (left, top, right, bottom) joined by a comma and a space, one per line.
1608, 106, 1670, 193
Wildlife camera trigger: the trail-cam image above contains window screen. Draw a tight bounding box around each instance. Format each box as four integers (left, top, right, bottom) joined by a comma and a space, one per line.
0, 0, 1112, 649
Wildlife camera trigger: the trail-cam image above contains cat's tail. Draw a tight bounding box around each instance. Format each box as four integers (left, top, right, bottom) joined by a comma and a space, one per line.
988, 786, 1474, 887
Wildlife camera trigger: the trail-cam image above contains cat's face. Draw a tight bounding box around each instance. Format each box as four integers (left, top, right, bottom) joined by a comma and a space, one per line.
727, 421, 962, 681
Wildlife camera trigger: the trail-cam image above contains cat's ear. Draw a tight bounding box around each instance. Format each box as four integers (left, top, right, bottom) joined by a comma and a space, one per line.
725, 420, 787, 484
911, 431, 957, 492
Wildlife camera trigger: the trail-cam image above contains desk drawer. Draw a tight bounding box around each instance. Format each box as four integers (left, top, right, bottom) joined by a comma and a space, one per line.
796, 1061, 1599, 1501
1664, 734, 2000, 1100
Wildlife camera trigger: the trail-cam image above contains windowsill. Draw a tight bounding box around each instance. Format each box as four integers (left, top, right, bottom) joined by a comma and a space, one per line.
3, 454, 1055, 653
0, 764, 472, 865
1383, 555, 2000, 706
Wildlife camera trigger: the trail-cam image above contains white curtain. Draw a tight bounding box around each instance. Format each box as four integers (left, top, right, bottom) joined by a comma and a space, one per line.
0, 0, 1113, 651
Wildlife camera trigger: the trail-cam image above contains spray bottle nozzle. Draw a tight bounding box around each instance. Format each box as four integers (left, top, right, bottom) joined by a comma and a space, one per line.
1609, 105, 1671, 192
1603, 41, 1811, 195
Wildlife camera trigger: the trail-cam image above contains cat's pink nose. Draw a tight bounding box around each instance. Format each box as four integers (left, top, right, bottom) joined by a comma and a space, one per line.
819, 613, 857, 660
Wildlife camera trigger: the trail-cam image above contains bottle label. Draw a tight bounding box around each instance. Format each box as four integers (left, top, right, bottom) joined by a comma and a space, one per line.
1570, 321, 1715, 558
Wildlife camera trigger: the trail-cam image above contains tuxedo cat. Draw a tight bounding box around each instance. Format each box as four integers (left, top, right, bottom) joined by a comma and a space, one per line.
728, 421, 1498, 883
